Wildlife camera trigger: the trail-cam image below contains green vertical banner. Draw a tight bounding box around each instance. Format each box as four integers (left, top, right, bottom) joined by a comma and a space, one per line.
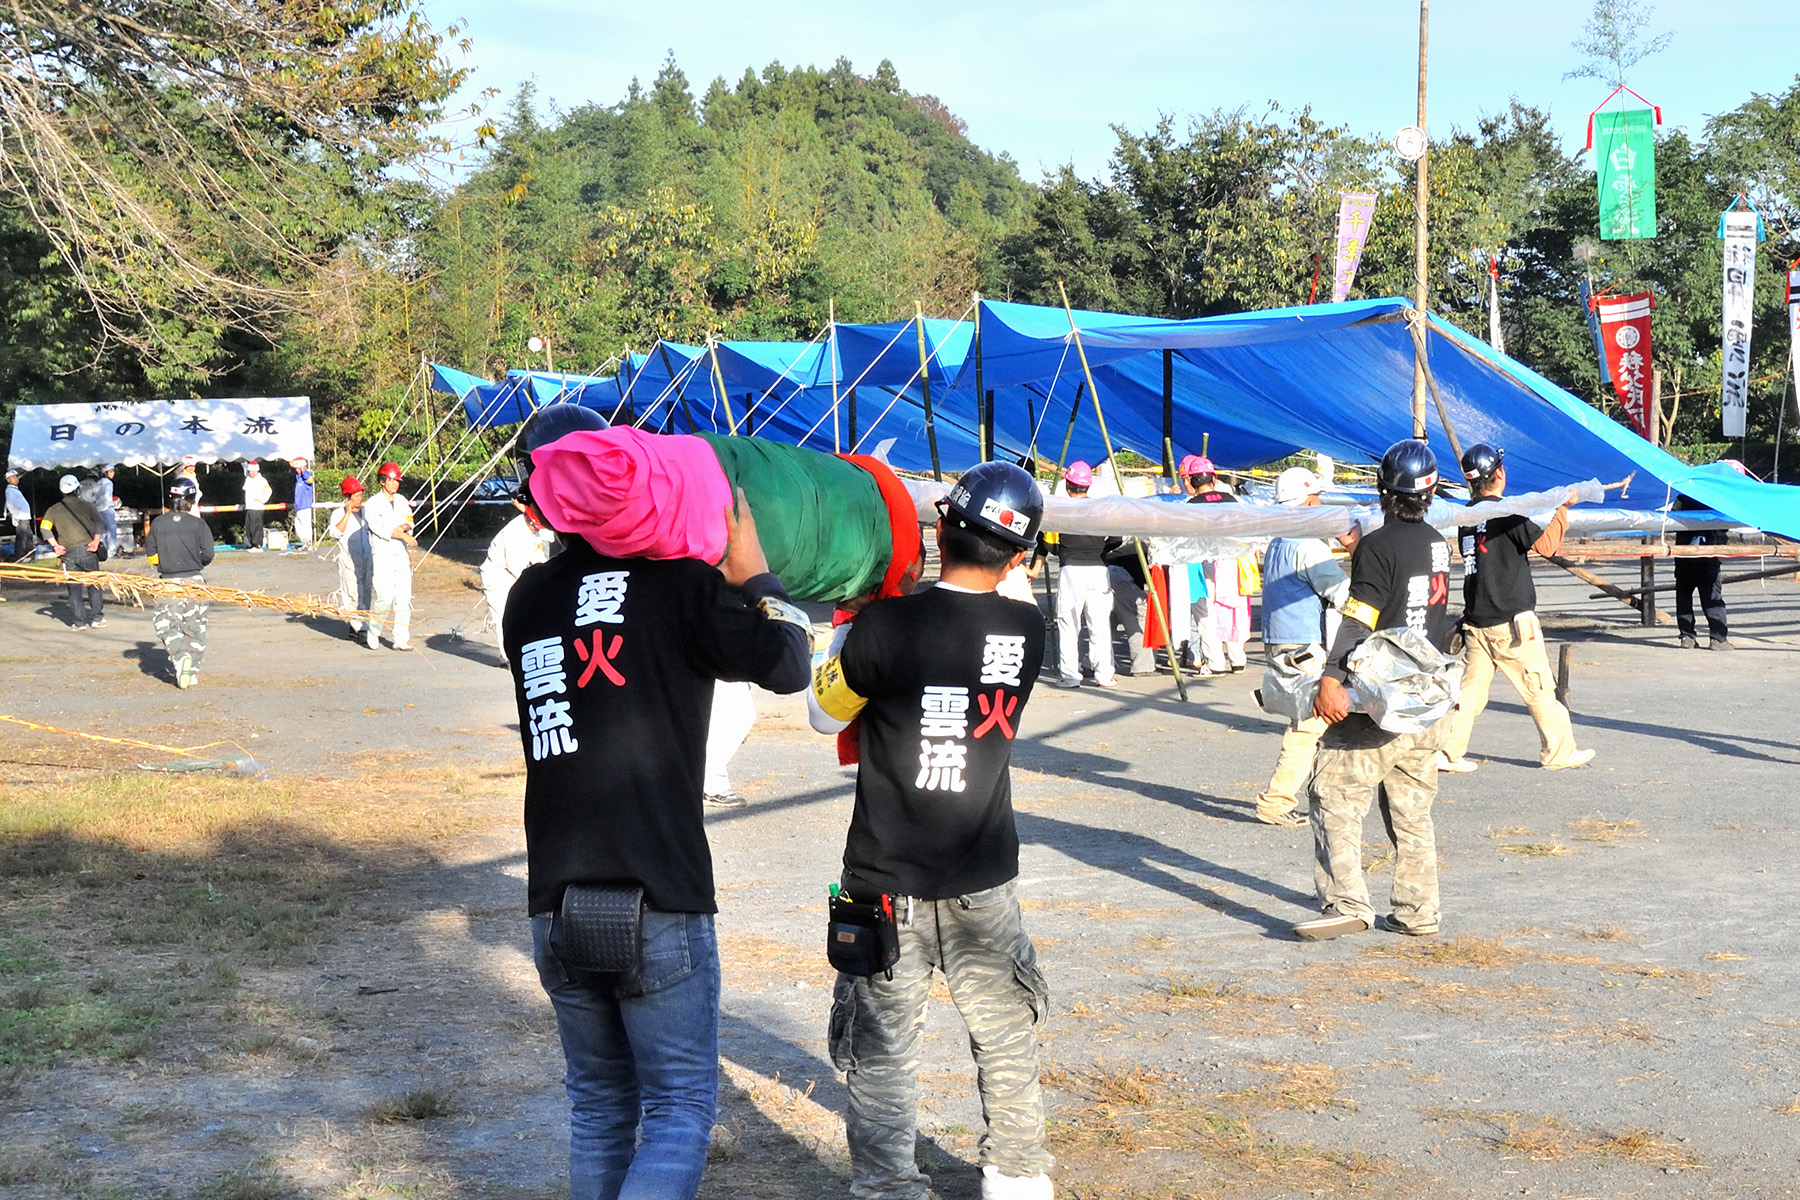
1595, 109, 1656, 240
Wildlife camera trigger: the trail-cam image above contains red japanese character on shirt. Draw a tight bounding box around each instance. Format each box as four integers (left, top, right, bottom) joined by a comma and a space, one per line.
573, 630, 625, 687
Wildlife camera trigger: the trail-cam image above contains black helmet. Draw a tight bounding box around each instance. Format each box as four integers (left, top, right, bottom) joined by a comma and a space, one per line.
517, 404, 610, 500
1460, 442, 1504, 482
169, 477, 199, 511
1378, 439, 1439, 495
942, 462, 1043, 549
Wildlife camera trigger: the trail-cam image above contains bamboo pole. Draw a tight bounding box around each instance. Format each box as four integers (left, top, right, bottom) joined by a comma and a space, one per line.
1060, 282, 1188, 702
1544, 554, 1673, 625
1161, 349, 1175, 483
1410, 0, 1431, 439
914, 305, 943, 481
708, 340, 740, 436
1590, 561, 1800, 598
973, 292, 989, 463
1054, 383, 1086, 478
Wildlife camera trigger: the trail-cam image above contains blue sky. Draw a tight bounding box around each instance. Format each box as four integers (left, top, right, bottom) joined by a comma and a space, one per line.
420, 1, 1800, 178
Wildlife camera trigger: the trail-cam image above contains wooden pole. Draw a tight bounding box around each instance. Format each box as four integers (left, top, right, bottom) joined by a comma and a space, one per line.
1592, 561, 1800, 598
1419, 356, 1466, 469
1054, 382, 1086, 478
1059, 282, 1188, 702
1411, 0, 1430, 439
1161, 349, 1175, 482
830, 299, 841, 454
914, 304, 942, 481
973, 293, 989, 463
848, 386, 858, 452
1545, 554, 1673, 625
707, 340, 739, 436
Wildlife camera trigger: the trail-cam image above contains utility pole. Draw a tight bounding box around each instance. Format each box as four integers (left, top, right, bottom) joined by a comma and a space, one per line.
1409, 0, 1430, 439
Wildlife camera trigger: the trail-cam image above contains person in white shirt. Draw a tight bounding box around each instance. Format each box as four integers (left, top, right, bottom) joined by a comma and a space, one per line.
327, 475, 374, 640
362, 461, 417, 650
479, 496, 557, 660
6, 468, 34, 562
242, 461, 273, 551
95, 464, 119, 556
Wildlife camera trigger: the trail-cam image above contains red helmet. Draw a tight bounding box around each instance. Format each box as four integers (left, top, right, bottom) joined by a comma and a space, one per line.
340, 476, 365, 496
376, 461, 403, 481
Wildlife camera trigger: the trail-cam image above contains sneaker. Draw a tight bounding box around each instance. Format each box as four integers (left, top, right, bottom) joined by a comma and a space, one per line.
1086, 677, 1118, 689
175, 655, 195, 689
1544, 748, 1596, 770
981, 1165, 1053, 1200
1710, 639, 1734, 651
70, 623, 90, 631
1434, 752, 1478, 774
1052, 676, 1083, 689
1380, 914, 1439, 936
1257, 807, 1308, 828
1677, 634, 1698, 649
91, 617, 107, 629
1293, 909, 1371, 941
392, 643, 415, 652
366, 636, 382, 650
1228, 661, 1246, 673
704, 792, 748, 810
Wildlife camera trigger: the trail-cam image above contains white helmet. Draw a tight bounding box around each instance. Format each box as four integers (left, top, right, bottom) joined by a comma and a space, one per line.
59, 474, 79, 494
1275, 467, 1323, 506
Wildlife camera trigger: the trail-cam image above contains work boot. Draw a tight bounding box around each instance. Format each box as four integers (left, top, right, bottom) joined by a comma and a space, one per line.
1293, 908, 1370, 941
1678, 634, 1697, 649
704, 791, 748, 809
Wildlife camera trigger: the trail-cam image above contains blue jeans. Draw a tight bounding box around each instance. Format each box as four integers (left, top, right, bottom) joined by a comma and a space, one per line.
532, 909, 720, 1200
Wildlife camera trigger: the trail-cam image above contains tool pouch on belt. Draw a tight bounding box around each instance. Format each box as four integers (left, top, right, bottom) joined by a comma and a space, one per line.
559, 884, 645, 994
826, 892, 900, 979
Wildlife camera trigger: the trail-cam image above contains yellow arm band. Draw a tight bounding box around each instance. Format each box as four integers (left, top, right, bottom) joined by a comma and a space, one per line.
1341, 597, 1381, 629
145, 553, 159, 567
812, 655, 868, 724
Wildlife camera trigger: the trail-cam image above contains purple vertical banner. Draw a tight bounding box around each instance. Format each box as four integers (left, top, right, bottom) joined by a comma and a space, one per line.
1330, 192, 1378, 303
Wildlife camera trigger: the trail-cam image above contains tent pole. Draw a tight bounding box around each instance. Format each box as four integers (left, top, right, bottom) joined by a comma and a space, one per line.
830, 301, 841, 454
655, 342, 693, 435
708, 339, 739, 435
1059, 282, 1188, 703
848, 386, 858, 452
1161, 349, 1175, 483
1418, 347, 1466, 468
1410, 0, 1431, 439
973, 292, 989, 463
915, 304, 943, 481
1054, 382, 1085, 478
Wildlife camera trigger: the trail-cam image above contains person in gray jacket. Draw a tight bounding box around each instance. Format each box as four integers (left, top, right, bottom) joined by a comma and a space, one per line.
145, 477, 216, 688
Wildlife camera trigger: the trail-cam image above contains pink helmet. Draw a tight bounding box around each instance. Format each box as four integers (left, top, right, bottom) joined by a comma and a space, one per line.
1179, 454, 1214, 477
1063, 461, 1094, 488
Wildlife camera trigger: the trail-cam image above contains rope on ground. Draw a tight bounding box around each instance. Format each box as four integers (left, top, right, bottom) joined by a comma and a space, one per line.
0, 713, 254, 767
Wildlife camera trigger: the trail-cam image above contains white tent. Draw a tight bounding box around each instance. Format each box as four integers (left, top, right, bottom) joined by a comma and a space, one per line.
7, 397, 314, 471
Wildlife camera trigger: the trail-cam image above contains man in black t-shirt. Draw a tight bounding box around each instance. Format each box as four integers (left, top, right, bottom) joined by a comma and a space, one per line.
504, 408, 811, 1200
1439, 443, 1592, 773
1297, 440, 1453, 942
811, 461, 1054, 1200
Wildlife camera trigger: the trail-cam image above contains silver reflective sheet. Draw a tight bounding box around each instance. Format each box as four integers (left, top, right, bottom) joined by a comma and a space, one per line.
1343, 627, 1462, 734
1257, 643, 1327, 726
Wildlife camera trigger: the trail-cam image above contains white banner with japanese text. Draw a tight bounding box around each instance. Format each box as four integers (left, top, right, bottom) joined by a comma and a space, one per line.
1788, 266, 1800, 402
6, 397, 314, 471
1719, 211, 1758, 439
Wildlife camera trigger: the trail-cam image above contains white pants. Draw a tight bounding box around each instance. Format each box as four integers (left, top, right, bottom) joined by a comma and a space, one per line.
368, 544, 413, 648
295, 508, 314, 548
704, 681, 757, 795
338, 550, 373, 635
1056, 563, 1113, 684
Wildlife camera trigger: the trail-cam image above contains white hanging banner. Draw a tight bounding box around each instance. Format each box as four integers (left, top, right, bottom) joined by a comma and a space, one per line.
1486, 252, 1505, 355
6, 397, 314, 472
1788, 265, 1800, 399
1718, 210, 1759, 439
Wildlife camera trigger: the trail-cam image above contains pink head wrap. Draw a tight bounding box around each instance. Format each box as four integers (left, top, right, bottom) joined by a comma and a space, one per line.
529, 427, 733, 563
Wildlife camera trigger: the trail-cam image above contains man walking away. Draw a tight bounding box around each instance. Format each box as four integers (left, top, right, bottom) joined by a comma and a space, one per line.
1034, 461, 1120, 689
146, 478, 215, 688
506, 402, 810, 1200
41, 475, 106, 629
1438, 443, 1594, 773
6, 469, 34, 562
1254, 468, 1350, 826
811, 461, 1056, 1200
242, 461, 272, 551
1672, 494, 1731, 650
1296, 440, 1453, 942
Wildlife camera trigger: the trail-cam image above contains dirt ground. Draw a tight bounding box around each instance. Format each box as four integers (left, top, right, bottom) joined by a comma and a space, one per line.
1, 541, 1798, 1199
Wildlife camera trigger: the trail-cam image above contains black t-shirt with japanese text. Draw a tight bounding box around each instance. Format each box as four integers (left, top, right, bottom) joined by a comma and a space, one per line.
1458, 497, 1543, 626
838, 584, 1045, 901
1187, 489, 1238, 504
503, 540, 809, 916
1324, 517, 1451, 682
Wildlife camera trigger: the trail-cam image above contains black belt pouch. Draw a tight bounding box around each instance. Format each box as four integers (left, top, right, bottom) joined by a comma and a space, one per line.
827, 892, 901, 978
559, 884, 646, 995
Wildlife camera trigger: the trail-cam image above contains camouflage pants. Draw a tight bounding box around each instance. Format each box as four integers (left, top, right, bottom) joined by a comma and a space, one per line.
1306, 715, 1441, 928
829, 877, 1052, 1199
152, 578, 209, 672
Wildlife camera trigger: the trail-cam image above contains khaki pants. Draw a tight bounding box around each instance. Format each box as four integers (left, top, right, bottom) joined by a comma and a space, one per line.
1307, 717, 1441, 928
1441, 611, 1579, 767
1260, 716, 1326, 818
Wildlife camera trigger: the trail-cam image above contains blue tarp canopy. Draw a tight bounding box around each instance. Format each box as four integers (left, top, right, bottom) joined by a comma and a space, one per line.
430, 297, 1800, 539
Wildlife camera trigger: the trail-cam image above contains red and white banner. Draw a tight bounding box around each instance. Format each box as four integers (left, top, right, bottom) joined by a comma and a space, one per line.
1595, 293, 1654, 439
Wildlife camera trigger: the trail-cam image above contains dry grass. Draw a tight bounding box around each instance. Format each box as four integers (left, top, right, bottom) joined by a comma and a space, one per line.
1497, 842, 1569, 857
368, 1084, 462, 1123
1220, 1061, 1355, 1112
1567, 816, 1646, 843
1434, 1109, 1700, 1169
1361, 935, 1519, 970
0, 763, 501, 1082
1044, 1059, 1387, 1195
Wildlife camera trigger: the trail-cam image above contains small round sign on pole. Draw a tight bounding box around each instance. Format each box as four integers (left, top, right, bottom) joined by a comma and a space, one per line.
1393, 125, 1427, 162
